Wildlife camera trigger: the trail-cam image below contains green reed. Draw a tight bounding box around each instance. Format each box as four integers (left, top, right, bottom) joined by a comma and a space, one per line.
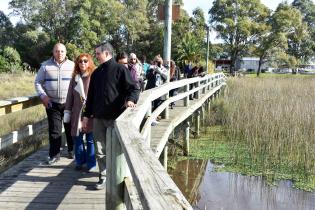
221, 77, 315, 190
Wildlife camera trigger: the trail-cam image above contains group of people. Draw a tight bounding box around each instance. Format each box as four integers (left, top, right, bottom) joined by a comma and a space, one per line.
34, 42, 181, 190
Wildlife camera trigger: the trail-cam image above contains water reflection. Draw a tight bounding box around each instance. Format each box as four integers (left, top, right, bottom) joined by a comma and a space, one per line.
169, 160, 315, 210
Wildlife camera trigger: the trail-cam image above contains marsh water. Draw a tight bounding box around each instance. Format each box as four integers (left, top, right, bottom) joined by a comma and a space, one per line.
169, 159, 315, 210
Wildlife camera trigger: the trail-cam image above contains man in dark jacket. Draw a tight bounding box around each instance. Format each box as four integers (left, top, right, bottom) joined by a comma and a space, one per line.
82, 42, 139, 190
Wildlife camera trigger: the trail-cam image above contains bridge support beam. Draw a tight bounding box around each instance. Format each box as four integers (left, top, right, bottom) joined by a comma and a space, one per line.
200, 106, 205, 127
184, 121, 190, 156
106, 128, 129, 210
195, 111, 200, 137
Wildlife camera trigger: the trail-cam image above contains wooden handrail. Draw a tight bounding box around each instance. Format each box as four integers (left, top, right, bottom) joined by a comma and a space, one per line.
0, 95, 41, 116
110, 73, 226, 209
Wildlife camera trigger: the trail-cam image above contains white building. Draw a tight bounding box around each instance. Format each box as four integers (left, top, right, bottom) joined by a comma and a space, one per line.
235, 57, 268, 72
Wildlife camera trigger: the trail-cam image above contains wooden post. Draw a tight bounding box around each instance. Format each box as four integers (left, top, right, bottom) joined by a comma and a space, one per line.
163, 145, 168, 170
184, 84, 189, 106
184, 121, 190, 156
28, 125, 33, 135
195, 111, 200, 137
200, 106, 205, 127
12, 131, 18, 143
184, 159, 189, 187
106, 127, 129, 210
195, 81, 200, 99
0, 138, 2, 150
145, 104, 152, 147
207, 78, 211, 90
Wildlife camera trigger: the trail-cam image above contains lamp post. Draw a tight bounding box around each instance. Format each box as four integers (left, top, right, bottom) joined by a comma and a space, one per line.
205, 25, 210, 73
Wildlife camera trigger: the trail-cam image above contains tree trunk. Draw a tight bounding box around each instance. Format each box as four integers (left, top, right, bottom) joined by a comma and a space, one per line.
257, 57, 263, 77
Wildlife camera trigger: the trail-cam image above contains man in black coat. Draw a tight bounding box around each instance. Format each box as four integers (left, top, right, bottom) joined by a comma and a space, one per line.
82, 42, 139, 190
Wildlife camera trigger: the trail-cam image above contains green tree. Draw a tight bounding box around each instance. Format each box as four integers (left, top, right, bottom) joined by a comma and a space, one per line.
209, 0, 270, 74
0, 46, 22, 73
0, 11, 14, 48
13, 23, 51, 68
177, 32, 202, 64
291, 0, 315, 63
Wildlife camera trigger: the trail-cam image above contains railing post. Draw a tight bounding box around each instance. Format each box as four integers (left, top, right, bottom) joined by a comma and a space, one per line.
184, 121, 190, 156
106, 127, 129, 210
28, 125, 33, 135
164, 93, 169, 120
12, 131, 18, 143
163, 145, 168, 170
195, 81, 200, 99
195, 111, 200, 137
145, 104, 152, 147
184, 83, 189, 106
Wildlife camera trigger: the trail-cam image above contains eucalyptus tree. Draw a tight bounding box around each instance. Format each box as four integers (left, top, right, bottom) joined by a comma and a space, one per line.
291, 0, 315, 63
209, 0, 270, 74
0, 11, 14, 48
273, 3, 308, 70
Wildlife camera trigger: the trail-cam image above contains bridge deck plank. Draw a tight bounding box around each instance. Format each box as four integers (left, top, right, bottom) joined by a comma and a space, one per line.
0, 147, 105, 210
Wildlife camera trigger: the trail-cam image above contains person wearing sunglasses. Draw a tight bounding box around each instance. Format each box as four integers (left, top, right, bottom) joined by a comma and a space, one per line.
64, 53, 96, 172
35, 43, 74, 165
129, 53, 145, 91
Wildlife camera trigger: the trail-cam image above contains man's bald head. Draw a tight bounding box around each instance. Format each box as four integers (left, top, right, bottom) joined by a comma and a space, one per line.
53, 43, 67, 64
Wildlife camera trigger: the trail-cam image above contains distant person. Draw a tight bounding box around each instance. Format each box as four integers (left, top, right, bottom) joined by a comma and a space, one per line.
145, 55, 168, 125
129, 53, 145, 91
34, 43, 74, 165
116, 51, 128, 68
82, 42, 139, 190
64, 53, 96, 171
169, 60, 180, 109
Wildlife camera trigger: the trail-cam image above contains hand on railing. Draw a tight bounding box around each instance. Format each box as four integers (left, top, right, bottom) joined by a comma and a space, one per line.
125, 100, 136, 108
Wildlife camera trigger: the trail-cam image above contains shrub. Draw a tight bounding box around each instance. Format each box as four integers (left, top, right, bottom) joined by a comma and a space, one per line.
0, 47, 23, 73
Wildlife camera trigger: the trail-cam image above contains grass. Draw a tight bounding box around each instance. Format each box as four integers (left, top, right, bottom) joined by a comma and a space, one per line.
0, 72, 46, 136
0, 72, 37, 100
182, 76, 315, 191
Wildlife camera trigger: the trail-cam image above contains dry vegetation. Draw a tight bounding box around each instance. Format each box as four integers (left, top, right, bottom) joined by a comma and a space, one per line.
221, 77, 315, 189
0, 72, 37, 100
0, 72, 46, 136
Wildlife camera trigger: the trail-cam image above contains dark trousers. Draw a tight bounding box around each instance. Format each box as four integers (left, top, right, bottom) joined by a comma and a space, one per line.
46, 102, 73, 158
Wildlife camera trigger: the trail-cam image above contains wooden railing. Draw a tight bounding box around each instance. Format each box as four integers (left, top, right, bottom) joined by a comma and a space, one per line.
0, 95, 44, 150
109, 73, 225, 209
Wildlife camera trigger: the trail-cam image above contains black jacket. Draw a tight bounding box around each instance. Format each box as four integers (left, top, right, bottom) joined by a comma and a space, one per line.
83, 58, 140, 120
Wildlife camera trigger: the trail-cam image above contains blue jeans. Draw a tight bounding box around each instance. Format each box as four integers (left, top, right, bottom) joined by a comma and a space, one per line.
74, 132, 96, 169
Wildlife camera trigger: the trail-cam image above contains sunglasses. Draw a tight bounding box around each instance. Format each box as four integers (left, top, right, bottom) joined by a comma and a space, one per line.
79, 59, 88, 64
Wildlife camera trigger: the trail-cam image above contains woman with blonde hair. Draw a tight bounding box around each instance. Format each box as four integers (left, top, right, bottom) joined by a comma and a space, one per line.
64, 53, 96, 171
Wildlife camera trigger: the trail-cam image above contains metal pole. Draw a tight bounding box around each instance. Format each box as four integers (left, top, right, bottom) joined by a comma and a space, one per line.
163, 0, 172, 74
163, 0, 172, 119
206, 26, 210, 74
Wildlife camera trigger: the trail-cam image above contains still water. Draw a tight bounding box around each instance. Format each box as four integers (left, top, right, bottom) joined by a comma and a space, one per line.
169, 160, 315, 210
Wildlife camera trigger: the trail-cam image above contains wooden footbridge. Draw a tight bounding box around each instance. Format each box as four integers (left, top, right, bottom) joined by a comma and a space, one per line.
0, 73, 225, 210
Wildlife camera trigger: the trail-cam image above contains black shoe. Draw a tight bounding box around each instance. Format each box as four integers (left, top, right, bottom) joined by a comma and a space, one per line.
94, 178, 106, 190
75, 165, 83, 171
47, 155, 60, 165
68, 151, 74, 159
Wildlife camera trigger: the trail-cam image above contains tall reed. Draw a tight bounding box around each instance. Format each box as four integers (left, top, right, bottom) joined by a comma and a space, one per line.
223, 77, 315, 188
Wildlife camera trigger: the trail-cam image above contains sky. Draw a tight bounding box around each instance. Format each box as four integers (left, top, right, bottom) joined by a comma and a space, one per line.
0, 0, 313, 43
